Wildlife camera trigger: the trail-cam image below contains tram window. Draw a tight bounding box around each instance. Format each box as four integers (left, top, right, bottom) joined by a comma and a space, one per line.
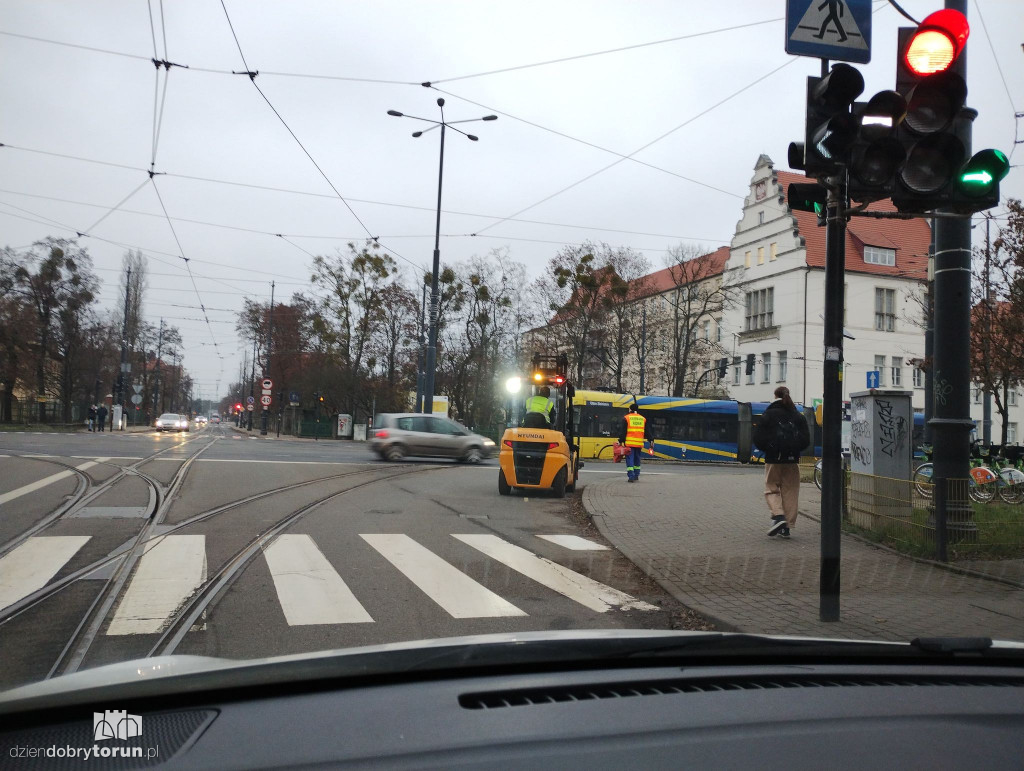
577, 405, 627, 437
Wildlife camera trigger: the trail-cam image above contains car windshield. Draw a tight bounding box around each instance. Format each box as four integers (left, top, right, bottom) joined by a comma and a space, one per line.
0, 0, 1021, 715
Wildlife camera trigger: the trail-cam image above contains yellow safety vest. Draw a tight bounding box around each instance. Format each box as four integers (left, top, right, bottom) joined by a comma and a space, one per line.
525, 396, 554, 417
625, 413, 646, 447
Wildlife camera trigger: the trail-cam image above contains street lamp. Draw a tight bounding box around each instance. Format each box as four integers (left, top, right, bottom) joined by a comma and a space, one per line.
388, 99, 497, 414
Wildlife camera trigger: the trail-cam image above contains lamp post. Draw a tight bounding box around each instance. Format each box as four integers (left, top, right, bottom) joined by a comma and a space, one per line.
387, 99, 496, 414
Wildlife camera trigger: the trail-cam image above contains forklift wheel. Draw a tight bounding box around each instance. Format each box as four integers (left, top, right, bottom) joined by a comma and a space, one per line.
552, 467, 567, 498
498, 469, 512, 496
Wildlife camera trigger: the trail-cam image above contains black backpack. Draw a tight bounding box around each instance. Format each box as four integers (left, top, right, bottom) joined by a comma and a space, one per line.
772, 414, 806, 454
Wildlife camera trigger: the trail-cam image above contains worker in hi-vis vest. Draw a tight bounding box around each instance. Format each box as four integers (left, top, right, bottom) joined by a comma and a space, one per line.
617, 401, 653, 482
524, 386, 556, 428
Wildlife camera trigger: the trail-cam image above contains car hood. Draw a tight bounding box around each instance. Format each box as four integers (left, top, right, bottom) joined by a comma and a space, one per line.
3, 629, 1021, 714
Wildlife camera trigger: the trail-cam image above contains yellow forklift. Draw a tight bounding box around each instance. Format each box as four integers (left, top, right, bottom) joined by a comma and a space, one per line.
498, 354, 582, 498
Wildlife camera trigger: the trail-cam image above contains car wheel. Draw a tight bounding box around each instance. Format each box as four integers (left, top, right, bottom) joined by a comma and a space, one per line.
384, 445, 406, 462
462, 447, 483, 464
552, 467, 567, 498
498, 469, 511, 496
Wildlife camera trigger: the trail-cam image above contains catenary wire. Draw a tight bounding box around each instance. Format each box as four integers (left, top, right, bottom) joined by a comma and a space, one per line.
471, 56, 800, 237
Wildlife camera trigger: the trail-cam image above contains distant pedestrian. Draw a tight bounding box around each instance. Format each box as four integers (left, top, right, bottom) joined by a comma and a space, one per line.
97, 405, 108, 432
753, 386, 810, 539
87, 404, 97, 432
617, 401, 654, 483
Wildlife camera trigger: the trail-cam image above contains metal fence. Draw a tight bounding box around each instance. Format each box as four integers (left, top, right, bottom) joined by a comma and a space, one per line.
845, 472, 1024, 561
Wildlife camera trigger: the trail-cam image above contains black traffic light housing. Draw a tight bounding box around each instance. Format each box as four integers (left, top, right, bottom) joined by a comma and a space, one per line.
717, 358, 728, 381
788, 182, 828, 226
745, 354, 755, 377
789, 64, 864, 178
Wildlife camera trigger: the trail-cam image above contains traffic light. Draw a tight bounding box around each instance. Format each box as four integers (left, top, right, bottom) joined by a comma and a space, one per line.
745, 354, 755, 376
788, 182, 828, 225
717, 358, 728, 381
318, 394, 325, 403
234, 402, 242, 413
847, 90, 908, 203
789, 63, 864, 178
888, 9, 1008, 214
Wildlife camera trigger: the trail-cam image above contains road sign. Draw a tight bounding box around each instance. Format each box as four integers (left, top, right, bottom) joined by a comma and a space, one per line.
786, 0, 871, 64
867, 370, 880, 388
132, 384, 143, 394
262, 378, 273, 390
246, 395, 255, 404
289, 390, 300, 406
260, 394, 272, 406
130, 394, 143, 405
246, 403, 254, 411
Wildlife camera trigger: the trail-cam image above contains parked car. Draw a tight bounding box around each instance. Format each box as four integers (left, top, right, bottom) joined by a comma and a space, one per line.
155, 413, 190, 432
369, 413, 495, 463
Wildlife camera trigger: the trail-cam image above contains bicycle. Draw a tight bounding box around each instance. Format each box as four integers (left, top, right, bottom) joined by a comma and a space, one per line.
812, 452, 849, 491
913, 444, 1020, 504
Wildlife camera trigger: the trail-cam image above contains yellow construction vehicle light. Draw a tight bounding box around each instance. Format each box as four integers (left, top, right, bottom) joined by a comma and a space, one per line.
533, 373, 543, 382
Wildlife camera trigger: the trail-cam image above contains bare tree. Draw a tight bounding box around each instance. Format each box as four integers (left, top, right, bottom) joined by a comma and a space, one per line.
661, 244, 733, 397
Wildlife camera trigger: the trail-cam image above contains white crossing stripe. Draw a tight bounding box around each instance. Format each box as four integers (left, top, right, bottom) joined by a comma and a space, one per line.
361, 534, 525, 618
536, 534, 609, 551
0, 536, 91, 611
106, 535, 206, 635
453, 534, 657, 613
264, 535, 373, 625
0, 459, 107, 506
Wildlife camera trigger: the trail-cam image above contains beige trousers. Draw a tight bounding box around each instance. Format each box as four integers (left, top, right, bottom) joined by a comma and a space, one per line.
764, 463, 801, 527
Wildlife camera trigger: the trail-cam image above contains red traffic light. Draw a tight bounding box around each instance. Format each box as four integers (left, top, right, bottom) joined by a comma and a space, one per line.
904, 9, 969, 76
235, 403, 242, 411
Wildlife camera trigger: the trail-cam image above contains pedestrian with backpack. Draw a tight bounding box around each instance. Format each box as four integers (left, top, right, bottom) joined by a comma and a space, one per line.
753, 386, 810, 539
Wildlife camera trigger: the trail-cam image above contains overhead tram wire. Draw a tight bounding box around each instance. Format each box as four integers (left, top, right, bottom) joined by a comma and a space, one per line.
971, 0, 1022, 161
471, 56, 800, 237
421, 17, 785, 85
0, 144, 721, 242
216, 0, 426, 277
427, 86, 742, 200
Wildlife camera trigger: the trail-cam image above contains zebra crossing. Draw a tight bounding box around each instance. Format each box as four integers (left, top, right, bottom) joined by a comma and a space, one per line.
0, 532, 655, 632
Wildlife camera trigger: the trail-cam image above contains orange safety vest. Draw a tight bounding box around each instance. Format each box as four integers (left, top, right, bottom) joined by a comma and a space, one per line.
624, 413, 646, 447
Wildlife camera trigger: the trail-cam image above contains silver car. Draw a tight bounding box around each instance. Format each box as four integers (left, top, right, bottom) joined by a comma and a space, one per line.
370, 413, 495, 463
155, 413, 189, 432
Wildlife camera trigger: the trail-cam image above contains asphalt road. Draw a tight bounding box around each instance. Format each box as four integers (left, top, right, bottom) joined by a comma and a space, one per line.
0, 425, 717, 691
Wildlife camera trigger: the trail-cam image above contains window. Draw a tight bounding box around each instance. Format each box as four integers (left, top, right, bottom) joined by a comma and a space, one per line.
1009, 389, 1018, 407
732, 356, 741, 385
762, 352, 771, 383
874, 355, 887, 386
891, 356, 902, 387
973, 386, 982, 404
913, 366, 924, 388
715, 318, 722, 342
744, 251, 751, 268
746, 358, 755, 385
744, 288, 774, 331
778, 351, 787, 382
757, 246, 765, 265
1009, 423, 1018, 444
758, 211, 765, 225
703, 320, 711, 340
864, 245, 896, 266
875, 288, 896, 331
769, 242, 777, 261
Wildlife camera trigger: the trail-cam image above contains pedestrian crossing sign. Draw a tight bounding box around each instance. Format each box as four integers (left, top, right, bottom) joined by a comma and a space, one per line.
786, 0, 872, 64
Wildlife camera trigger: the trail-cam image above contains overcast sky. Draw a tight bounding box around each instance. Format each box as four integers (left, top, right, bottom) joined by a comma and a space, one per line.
1, 0, 1021, 399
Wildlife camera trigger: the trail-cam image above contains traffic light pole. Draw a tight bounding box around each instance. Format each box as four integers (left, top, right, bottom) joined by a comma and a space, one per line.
261, 281, 274, 436
820, 175, 846, 623
929, 0, 977, 545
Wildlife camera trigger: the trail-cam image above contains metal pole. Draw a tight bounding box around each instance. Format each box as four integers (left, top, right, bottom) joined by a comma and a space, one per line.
249, 338, 256, 431
820, 175, 846, 622
924, 223, 935, 445
115, 266, 131, 431
416, 283, 426, 412
423, 120, 446, 415
153, 318, 164, 418
982, 215, 991, 446
261, 281, 274, 435
930, 0, 976, 542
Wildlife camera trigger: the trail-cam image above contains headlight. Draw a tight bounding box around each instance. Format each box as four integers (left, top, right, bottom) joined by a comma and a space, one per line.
155, 420, 163, 427
483, 438, 495, 446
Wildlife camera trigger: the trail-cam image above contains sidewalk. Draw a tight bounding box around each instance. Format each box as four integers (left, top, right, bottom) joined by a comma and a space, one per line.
584, 466, 1024, 642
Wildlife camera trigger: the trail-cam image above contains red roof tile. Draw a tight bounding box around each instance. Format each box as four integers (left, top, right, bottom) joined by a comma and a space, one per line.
633, 246, 730, 299
775, 169, 931, 281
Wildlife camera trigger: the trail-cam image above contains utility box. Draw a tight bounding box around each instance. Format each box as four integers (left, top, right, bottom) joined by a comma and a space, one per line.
336, 413, 353, 439
848, 390, 914, 528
